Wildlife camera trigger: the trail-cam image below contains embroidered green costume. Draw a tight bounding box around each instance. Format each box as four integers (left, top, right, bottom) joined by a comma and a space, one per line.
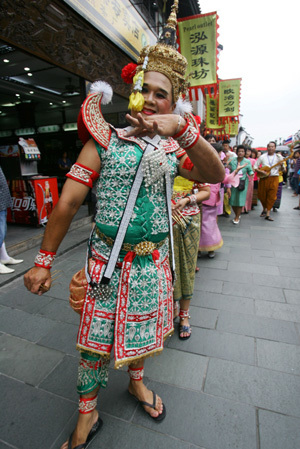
74, 125, 185, 392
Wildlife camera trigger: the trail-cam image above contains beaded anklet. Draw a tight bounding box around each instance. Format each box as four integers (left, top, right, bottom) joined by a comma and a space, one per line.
128, 366, 144, 381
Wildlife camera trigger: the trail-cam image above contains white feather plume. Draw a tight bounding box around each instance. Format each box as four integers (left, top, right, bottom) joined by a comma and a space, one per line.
89, 80, 113, 105
173, 97, 193, 116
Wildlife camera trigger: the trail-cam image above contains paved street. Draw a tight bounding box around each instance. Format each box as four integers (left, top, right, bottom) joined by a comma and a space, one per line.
0, 188, 299, 449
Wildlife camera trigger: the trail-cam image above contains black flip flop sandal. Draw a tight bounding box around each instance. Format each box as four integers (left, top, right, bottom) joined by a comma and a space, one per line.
265, 216, 274, 221
67, 416, 103, 449
129, 390, 166, 422
179, 324, 192, 340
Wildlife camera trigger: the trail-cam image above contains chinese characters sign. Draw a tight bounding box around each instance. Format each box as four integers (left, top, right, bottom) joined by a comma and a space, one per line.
178, 12, 218, 88
219, 79, 241, 118
63, 0, 156, 60
206, 95, 223, 130
225, 120, 239, 136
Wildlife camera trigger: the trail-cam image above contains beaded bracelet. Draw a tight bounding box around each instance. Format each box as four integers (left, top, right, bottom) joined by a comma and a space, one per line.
189, 194, 198, 207
34, 249, 56, 269
173, 119, 200, 150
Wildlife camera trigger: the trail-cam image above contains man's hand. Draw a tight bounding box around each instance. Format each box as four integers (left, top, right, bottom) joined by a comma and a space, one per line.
125, 113, 185, 138
256, 169, 269, 177
24, 267, 52, 296
236, 163, 248, 172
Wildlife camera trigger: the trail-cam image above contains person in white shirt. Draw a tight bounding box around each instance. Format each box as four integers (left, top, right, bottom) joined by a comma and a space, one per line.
254, 141, 284, 221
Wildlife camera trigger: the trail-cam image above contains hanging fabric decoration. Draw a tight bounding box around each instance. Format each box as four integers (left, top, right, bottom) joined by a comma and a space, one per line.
205, 94, 223, 132
218, 78, 242, 122
177, 12, 219, 100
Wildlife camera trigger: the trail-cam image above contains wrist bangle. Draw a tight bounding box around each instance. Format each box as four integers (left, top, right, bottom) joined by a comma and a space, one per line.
34, 249, 56, 269
173, 119, 200, 150
189, 194, 197, 207
175, 116, 183, 135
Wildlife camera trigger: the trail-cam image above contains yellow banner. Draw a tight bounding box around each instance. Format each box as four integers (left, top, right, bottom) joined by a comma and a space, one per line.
225, 121, 239, 136
63, 0, 156, 60
178, 12, 218, 87
219, 79, 241, 118
206, 95, 223, 130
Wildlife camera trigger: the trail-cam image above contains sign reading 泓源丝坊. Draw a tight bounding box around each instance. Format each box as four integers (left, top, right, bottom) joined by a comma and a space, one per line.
178, 12, 218, 88
219, 79, 241, 118
63, 0, 156, 60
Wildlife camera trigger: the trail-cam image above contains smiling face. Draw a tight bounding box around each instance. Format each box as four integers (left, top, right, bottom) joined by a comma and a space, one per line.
132, 71, 175, 118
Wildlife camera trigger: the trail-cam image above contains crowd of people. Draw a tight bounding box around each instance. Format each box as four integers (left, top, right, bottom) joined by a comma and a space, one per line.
198, 138, 299, 224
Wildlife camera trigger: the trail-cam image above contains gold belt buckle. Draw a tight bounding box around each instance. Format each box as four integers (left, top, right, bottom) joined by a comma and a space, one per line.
134, 241, 156, 256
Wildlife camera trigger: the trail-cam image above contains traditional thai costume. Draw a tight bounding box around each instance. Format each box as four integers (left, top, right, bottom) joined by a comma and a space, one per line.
172, 176, 208, 302
199, 182, 224, 253
243, 157, 256, 212
254, 153, 283, 211
64, 0, 201, 392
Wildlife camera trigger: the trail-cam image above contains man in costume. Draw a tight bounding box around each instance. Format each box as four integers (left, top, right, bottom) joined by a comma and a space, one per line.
24, 2, 224, 448
254, 141, 284, 221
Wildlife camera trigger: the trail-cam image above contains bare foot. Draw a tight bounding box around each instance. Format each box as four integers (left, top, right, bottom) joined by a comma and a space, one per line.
128, 380, 163, 418
60, 409, 99, 449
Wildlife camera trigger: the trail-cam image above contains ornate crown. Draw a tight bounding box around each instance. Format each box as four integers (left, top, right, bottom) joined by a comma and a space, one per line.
128, 0, 188, 110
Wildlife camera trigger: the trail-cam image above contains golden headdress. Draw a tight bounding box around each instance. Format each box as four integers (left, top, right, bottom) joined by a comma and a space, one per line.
126, 0, 188, 111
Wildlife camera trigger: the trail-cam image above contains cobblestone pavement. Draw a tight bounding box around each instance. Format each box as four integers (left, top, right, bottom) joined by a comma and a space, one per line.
0, 188, 299, 449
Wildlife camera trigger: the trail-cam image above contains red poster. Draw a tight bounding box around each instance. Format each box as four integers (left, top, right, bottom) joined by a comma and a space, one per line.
32, 178, 59, 225
7, 179, 38, 225
7, 177, 59, 226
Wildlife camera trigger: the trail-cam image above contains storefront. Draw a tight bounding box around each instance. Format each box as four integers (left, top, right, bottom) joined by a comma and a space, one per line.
0, 0, 157, 223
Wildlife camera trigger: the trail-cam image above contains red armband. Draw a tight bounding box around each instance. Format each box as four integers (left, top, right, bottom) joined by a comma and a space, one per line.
66, 163, 99, 188
173, 119, 200, 150
182, 156, 194, 171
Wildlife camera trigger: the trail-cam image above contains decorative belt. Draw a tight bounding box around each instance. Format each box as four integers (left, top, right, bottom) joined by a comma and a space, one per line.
95, 227, 166, 256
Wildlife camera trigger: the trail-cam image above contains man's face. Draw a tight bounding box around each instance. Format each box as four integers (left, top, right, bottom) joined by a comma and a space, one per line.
267, 143, 276, 154
208, 136, 216, 143
131, 71, 174, 119
223, 143, 230, 152
237, 148, 245, 158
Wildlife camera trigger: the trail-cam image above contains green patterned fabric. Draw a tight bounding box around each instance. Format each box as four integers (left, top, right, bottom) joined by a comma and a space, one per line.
173, 213, 200, 302
77, 351, 110, 394
94, 133, 178, 250
76, 131, 179, 368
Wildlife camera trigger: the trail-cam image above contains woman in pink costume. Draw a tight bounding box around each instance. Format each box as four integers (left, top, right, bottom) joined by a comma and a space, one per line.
199, 153, 241, 258
243, 148, 256, 213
